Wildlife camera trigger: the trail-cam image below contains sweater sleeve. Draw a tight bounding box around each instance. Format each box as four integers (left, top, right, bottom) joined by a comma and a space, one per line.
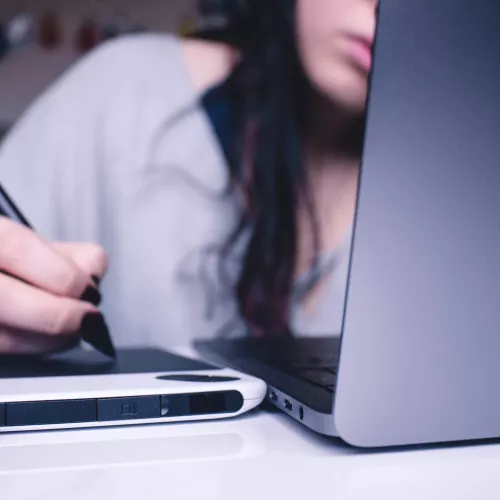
0, 42, 118, 242
0, 34, 189, 245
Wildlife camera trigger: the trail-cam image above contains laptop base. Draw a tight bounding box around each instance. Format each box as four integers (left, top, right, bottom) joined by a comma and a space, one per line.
194, 337, 341, 436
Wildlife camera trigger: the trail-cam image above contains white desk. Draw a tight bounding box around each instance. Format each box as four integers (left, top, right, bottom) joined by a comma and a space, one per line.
1, 406, 500, 500
2, 344, 500, 500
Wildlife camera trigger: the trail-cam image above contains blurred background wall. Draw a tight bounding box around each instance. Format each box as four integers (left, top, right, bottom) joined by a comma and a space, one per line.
0, 0, 212, 139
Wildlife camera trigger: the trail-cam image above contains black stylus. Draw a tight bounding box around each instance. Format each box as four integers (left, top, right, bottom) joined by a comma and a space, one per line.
0, 183, 116, 358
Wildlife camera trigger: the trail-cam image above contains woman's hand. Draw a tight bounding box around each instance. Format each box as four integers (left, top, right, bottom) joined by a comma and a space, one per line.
0, 216, 108, 355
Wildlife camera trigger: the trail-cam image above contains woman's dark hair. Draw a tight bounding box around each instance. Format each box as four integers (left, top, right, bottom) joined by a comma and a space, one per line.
209, 0, 315, 337
195, 0, 363, 336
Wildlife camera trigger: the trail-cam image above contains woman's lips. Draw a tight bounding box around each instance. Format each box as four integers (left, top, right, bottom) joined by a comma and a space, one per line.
347, 35, 374, 72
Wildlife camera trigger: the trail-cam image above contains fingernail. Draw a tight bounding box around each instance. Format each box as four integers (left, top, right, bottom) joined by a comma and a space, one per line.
80, 312, 116, 358
80, 286, 102, 307
91, 275, 100, 286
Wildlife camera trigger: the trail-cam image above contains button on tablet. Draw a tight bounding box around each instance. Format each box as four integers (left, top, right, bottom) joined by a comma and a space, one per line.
97, 396, 160, 421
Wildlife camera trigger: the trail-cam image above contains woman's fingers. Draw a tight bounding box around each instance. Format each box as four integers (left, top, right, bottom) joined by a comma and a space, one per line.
0, 217, 100, 301
0, 328, 80, 356
0, 271, 98, 335
0, 217, 110, 355
51, 241, 108, 284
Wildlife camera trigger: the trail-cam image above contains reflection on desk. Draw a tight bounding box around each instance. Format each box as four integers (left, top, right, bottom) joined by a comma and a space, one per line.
0, 412, 264, 472
1, 408, 500, 500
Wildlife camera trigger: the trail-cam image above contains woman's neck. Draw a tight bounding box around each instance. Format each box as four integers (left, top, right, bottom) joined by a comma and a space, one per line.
295, 90, 363, 280
305, 90, 366, 164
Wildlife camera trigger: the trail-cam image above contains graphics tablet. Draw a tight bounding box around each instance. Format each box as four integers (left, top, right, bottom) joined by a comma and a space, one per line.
0, 348, 266, 433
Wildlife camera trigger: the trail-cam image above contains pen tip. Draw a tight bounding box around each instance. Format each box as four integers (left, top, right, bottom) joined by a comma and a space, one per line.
80, 312, 117, 360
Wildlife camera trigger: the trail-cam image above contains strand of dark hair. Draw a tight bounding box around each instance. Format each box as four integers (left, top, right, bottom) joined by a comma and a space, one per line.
206, 0, 320, 336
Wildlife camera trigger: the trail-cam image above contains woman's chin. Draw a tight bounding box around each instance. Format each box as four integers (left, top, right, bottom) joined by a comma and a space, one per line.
317, 72, 369, 116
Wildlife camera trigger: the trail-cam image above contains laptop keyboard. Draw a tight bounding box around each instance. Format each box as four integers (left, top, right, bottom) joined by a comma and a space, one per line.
194, 337, 341, 414
294, 369, 337, 391
268, 357, 339, 392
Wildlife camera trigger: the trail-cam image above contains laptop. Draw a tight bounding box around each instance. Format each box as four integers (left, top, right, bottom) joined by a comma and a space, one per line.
195, 0, 500, 448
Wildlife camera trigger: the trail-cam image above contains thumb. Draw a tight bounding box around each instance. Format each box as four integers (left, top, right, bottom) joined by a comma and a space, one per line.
51, 242, 108, 283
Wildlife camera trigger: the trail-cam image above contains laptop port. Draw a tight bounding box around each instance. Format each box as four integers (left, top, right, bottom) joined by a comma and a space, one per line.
299, 406, 304, 421
269, 391, 278, 402
284, 399, 293, 411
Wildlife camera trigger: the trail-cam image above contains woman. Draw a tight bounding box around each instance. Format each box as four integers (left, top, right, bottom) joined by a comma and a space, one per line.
0, 0, 377, 355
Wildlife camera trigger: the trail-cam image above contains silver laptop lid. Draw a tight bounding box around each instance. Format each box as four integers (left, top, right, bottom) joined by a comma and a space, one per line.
335, 0, 500, 447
